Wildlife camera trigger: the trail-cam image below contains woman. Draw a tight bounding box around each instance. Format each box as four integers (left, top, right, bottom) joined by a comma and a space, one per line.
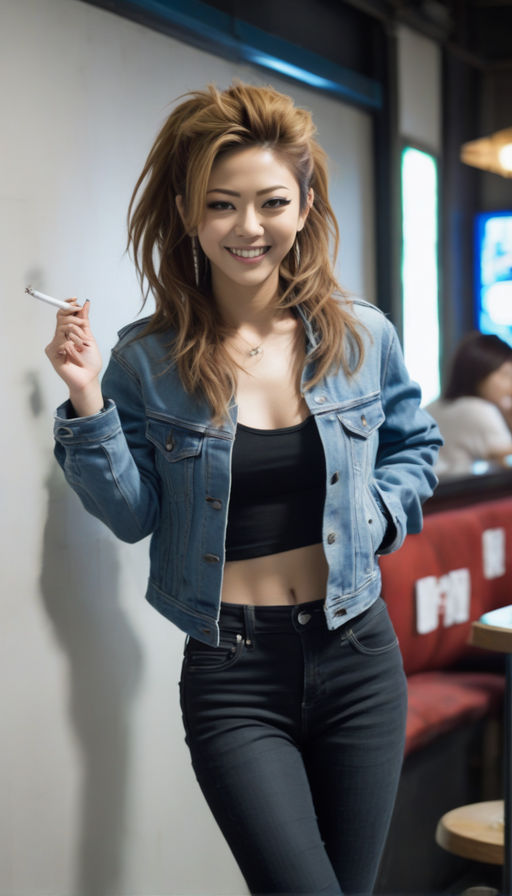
427, 331, 512, 477
45, 83, 441, 895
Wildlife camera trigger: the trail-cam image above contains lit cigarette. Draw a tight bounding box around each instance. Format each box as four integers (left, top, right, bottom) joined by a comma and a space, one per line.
25, 285, 80, 311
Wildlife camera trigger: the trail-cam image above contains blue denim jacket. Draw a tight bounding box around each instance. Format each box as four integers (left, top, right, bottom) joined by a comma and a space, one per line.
54, 299, 441, 645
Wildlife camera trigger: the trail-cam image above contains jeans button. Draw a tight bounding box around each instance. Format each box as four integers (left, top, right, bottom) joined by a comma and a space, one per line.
298, 611, 312, 625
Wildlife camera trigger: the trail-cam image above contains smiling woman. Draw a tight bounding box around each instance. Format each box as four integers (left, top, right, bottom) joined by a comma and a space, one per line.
45, 82, 442, 895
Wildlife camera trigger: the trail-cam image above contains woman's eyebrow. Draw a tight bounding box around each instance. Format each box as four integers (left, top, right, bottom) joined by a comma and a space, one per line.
206, 185, 290, 196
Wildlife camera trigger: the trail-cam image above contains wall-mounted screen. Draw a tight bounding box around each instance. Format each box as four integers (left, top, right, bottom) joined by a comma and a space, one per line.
474, 211, 512, 346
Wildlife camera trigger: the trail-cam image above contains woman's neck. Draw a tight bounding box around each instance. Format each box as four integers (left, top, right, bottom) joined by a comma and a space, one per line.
211, 272, 284, 333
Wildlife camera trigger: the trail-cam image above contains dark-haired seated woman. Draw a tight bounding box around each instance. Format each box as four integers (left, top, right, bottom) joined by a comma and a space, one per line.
427, 332, 512, 477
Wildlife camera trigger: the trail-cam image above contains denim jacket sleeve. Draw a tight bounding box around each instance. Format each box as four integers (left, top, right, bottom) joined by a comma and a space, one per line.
53, 352, 159, 543
371, 320, 442, 554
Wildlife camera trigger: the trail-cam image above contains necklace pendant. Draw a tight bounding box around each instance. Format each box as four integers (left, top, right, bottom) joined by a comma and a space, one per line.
248, 345, 263, 357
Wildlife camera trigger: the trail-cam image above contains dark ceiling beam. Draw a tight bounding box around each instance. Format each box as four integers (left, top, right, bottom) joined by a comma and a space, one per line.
81, 0, 382, 108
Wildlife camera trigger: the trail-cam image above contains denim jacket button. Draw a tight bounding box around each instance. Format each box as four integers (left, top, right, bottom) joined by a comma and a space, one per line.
330, 472, 339, 484
327, 532, 336, 544
361, 414, 368, 426
335, 607, 347, 617
206, 496, 222, 510
203, 553, 220, 563
315, 395, 326, 404
165, 433, 175, 451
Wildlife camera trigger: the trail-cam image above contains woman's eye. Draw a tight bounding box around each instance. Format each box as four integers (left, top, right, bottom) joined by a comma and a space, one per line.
263, 198, 292, 209
207, 201, 234, 210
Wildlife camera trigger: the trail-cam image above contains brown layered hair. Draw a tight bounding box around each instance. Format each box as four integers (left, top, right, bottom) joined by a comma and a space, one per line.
127, 82, 364, 421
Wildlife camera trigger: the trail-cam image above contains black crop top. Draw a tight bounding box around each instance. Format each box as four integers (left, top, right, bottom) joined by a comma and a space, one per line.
225, 416, 326, 561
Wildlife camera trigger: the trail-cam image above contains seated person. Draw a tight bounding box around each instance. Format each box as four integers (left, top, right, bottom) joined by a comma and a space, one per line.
426, 332, 512, 477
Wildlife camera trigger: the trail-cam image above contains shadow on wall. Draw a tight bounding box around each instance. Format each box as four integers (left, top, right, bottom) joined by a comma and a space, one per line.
31, 367, 144, 896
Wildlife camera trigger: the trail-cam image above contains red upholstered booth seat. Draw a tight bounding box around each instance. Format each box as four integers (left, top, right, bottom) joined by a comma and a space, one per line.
379, 497, 512, 756
405, 670, 504, 756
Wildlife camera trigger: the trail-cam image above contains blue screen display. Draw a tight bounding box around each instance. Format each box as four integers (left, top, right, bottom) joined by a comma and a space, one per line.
474, 211, 512, 347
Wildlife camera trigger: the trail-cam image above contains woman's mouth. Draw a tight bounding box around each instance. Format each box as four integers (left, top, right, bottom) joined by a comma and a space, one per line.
226, 246, 270, 259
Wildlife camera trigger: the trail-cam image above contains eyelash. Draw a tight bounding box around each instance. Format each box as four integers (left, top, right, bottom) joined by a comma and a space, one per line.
206, 198, 292, 211
264, 198, 292, 209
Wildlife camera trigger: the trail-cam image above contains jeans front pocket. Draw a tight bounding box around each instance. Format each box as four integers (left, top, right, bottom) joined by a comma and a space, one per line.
343, 598, 399, 656
185, 632, 244, 672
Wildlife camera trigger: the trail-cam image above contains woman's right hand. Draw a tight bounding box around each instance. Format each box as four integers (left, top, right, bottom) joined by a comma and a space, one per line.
45, 299, 104, 416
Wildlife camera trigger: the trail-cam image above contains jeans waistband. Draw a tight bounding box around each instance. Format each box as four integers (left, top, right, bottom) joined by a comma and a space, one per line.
218, 599, 326, 641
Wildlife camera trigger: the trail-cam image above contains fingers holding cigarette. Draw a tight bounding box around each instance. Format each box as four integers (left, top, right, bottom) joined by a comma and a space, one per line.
34, 285, 102, 399
27, 285, 83, 354
45, 297, 102, 394
57, 302, 92, 354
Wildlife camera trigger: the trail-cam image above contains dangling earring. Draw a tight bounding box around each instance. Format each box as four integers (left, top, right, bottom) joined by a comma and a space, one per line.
191, 235, 200, 286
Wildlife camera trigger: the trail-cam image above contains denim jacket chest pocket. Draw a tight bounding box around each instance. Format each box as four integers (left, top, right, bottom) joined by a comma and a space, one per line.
146, 418, 204, 503
337, 395, 387, 555
337, 395, 385, 471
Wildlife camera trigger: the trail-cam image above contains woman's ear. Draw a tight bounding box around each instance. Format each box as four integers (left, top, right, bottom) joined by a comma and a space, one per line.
297, 187, 314, 233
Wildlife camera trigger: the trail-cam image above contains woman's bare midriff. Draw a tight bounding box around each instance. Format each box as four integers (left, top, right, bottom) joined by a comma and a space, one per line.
221, 542, 329, 606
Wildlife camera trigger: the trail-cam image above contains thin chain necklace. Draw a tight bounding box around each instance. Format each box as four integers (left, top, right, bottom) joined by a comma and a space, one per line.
236, 331, 264, 358
227, 315, 299, 362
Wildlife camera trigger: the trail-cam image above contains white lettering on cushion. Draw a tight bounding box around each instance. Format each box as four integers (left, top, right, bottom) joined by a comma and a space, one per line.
415, 569, 471, 634
482, 528, 506, 580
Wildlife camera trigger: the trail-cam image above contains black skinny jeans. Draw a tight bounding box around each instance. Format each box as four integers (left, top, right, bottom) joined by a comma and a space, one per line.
180, 597, 407, 896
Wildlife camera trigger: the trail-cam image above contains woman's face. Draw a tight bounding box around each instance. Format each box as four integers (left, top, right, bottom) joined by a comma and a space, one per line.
477, 360, 512, 412
196, 146, 312, 301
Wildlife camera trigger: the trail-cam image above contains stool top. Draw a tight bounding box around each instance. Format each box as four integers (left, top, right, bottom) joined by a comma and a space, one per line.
470, 606, 512, 653
436, 800, 504, 865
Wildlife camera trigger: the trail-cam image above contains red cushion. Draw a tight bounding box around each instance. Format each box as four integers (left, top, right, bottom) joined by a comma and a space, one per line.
380, 498, 512, 676
405, 670, 504, 756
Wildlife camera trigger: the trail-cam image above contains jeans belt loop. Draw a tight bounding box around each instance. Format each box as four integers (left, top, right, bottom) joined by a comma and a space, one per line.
242, 605, 256, 648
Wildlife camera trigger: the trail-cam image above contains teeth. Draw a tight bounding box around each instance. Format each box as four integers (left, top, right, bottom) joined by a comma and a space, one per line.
229, 247, 268, 258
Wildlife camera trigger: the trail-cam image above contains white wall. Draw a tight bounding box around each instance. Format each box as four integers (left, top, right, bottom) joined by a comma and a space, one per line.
0, 1, 374, 893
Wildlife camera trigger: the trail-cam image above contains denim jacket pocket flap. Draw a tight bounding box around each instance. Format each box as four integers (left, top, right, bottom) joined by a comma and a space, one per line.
337, 397, 385, 439
146, 419, 203, 462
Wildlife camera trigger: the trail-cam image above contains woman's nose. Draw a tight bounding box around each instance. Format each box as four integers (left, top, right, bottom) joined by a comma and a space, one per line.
234, 206, 264, 237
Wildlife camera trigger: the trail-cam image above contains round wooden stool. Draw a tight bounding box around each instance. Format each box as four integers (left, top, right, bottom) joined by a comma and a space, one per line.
435, 607, 512, 894
436, 799, 504, 865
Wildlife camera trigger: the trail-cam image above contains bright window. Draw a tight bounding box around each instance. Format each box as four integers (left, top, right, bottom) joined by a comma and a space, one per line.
401, 146, 440, 405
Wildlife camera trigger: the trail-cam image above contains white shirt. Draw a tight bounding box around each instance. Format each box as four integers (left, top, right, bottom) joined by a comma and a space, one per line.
425, 396, 512, 477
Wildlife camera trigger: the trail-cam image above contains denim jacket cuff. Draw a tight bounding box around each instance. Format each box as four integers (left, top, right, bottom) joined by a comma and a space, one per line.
372, 486, 403, 554
54, 398, 119, 444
